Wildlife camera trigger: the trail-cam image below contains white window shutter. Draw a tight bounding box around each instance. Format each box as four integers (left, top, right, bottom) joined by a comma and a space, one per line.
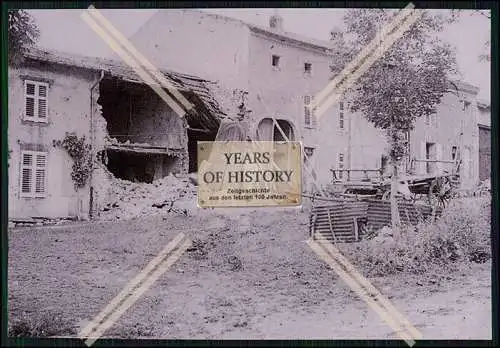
304, 96, 311, 126
38, 99, 48, 119
25, 82, 35, 96
312, 97, 317, 128
20, 151, 48, 197
25, 97, 35, 118
21, 168, 32, 193
24, 81, 49, 122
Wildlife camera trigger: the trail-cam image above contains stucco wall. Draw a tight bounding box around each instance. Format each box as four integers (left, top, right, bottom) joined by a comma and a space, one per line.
246, 32, 332, 148
314, 90, 482, 188
410, 92, 480, 189
128, 9, 250, 92
101, 81, 187, 149
8, 63, 97, 219
311, 106, 388, 186
477, 106, 491, 127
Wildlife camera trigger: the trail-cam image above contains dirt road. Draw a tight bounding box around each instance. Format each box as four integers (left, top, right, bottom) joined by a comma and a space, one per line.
8, 208, 491, 340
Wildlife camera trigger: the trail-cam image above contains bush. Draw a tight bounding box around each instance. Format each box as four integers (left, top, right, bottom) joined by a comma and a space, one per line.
340, 197, 491, 277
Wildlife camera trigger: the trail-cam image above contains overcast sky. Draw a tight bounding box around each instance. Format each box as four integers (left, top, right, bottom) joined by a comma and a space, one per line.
28, 8, 490, 101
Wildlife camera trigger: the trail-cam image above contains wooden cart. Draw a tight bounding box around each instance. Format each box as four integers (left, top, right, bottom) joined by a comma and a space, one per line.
330, 160, 460, 210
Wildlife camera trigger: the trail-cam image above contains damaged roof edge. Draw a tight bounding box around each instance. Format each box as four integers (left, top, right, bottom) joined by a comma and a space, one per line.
21, 47, 227, 132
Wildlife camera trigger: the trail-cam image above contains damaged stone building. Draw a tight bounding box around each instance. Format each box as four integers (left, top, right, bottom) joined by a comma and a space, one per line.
8, 48, 226, 220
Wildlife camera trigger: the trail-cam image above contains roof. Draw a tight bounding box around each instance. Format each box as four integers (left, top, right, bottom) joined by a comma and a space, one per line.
194, 10, 335, 53
477, 99, 490, 109
22, 47, 227, 132
447, 79, 480, 95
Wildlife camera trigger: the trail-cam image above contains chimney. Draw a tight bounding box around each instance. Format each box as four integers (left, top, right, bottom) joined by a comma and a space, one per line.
269, 15, 284, 32
330, 26, 344, 43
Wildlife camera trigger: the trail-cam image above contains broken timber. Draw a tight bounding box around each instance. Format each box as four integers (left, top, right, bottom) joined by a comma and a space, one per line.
310, 198, 442, 243
106, 144, 185, 156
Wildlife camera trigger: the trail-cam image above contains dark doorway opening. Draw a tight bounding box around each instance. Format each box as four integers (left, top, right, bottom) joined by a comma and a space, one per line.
187, 129, 216, 173
106, 150, 182, 183
257, 118, 295, 141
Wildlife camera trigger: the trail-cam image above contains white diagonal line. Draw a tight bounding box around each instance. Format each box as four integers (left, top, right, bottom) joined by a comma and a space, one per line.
79, 233, 188, 343
313, 4, 415, 107
86, 5, 194, 112
308, 240, 419, 346
312, 4, 423, 119
316, 239, 423, 340
80, 12, 187, 118
84, 239, 191, 346
315, 8, 423, 118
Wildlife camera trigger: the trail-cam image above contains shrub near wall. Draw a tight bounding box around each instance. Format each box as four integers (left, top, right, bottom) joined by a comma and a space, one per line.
340, 196, 491, 277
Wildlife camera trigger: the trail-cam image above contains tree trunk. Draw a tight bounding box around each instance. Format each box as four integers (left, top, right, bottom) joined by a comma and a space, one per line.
391, 162, 401, 232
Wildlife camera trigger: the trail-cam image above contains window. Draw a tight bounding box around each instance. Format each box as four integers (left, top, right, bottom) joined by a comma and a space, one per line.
304, 62, 312, 74
451, 146, 457, 161
272, 55, 280, 68
20, 151, 48, 198
304, 96, 316, 127
425, 142, 436, 174
463, 100, 471, 112
338, 153, 345, 179
339, 101, 345, 129
24, 80, 49, 122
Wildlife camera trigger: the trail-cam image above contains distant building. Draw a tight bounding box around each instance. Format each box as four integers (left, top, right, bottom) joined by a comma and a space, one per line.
130, 10, 490, 190
477, 99, 491, 182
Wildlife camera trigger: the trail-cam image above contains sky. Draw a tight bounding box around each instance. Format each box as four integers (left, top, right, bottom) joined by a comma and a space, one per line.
28, 8, 491, 101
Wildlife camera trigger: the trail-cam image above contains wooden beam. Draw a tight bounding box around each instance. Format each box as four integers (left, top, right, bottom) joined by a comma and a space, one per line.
186, 127, 212, 133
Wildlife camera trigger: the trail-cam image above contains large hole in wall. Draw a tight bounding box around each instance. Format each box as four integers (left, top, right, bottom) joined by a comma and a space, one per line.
187, 129, 216, 173
106, 149, 182, 184
100, 77, 185, 146
185, 109, 218, 173
98, 76, 188, 182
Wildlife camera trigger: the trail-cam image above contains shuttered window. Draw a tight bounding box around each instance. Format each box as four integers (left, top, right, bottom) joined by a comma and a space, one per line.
304, 96, 317, 127
24, 80, 49, 122
338, 153, 345, 179
20, 151, 48, 198
339, 101, 345, 129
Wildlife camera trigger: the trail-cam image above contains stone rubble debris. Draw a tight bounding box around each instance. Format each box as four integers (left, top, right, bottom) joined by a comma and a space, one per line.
99, 173, 198, 221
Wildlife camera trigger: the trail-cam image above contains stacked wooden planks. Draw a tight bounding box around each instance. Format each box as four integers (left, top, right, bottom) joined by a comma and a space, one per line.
364, 199, 442, 232
310, 198, 442, 243
311, 199, 369, 243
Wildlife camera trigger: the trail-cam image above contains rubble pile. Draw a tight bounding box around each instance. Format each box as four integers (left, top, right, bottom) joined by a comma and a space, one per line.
99, 173, 198, 221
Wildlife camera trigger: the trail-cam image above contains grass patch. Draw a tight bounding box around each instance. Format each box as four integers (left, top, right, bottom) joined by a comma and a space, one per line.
340, 197, 491, 277
9, 313, 77, 338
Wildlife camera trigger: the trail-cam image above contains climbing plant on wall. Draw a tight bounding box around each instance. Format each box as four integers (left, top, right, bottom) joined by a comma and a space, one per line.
54, 133, 92, 189
235, 89, 252, 122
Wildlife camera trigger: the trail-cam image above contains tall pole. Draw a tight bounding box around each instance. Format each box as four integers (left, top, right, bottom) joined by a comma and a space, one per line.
390, 116, 401, 231
347, 102, 352, 180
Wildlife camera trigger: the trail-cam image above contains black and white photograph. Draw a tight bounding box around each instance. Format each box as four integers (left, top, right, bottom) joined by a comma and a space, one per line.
6, 5, 493, 342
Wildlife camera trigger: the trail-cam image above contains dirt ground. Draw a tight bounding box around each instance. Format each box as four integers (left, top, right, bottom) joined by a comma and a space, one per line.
8, 207, 491, 340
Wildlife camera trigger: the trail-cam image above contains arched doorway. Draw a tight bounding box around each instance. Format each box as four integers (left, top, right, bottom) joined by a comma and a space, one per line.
256, 118, 295, 141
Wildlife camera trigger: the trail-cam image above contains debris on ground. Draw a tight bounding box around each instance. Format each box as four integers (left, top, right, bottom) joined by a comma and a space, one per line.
99, 174, 198, 221
9, 217, 79, 228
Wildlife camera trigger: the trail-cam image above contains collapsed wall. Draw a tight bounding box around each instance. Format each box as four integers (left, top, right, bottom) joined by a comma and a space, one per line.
89, 78, 250, 220
89, 76, 199, 220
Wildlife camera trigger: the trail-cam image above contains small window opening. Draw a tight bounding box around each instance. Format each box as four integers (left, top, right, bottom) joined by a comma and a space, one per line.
272, 55, 280, 67
304, 62, 312, 74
